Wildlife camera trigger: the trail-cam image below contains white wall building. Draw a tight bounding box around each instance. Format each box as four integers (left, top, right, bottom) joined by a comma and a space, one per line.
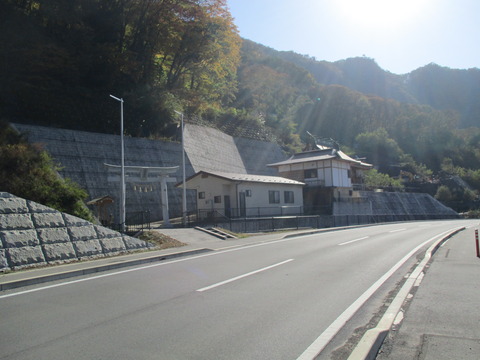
268, 146, 373, 210
181, 171, 304, 218
268, 148, 372, 187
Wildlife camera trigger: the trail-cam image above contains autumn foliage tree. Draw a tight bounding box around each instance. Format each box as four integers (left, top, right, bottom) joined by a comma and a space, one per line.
1, 0, 241, 135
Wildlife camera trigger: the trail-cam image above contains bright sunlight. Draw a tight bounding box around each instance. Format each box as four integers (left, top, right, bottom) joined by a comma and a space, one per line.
336, 0, 431, 30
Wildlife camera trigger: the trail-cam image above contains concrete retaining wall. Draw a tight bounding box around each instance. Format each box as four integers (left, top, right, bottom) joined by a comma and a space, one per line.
13, 123, 286, 223
363, 191, 458, 217
333, 191, 458, 218
0, 192, 152, 272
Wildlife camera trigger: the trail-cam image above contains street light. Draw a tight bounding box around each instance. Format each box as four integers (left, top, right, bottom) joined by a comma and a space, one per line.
109, 94, 126, 233
174, 110, 187, 227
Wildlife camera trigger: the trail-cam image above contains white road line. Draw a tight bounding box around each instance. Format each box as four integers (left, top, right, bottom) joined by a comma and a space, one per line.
2, 222, 467, 299
0, 238, 302, 299
389, 228, 407, 233
196, 259, 294, 292
338, 236, 369, 246
296, 227, 459, 360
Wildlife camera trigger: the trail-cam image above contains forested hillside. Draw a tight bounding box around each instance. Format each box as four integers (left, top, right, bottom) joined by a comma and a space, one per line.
0, 0, 241, 137
1, 0, 480, 211
273, 50, 480, 129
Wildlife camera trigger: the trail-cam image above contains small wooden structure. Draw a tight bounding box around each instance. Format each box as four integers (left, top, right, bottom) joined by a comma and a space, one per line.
87, 195, 114, 226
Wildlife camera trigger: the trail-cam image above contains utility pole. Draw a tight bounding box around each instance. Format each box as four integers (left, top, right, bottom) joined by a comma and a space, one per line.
110, 94, 126, 232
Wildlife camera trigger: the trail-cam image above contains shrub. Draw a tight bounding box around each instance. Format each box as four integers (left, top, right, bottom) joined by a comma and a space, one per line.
364, 169, 404, 190
0, 121, 94, 221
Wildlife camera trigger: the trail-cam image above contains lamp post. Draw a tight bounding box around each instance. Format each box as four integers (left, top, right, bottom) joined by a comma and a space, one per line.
174, 110, 187, 227
109, 94, 126, 233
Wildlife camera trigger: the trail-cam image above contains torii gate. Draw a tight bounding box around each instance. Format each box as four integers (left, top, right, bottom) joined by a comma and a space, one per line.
105, 164, 179, 227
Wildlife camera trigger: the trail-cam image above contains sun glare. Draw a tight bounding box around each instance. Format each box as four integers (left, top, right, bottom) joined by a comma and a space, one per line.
337, 0, 430, 30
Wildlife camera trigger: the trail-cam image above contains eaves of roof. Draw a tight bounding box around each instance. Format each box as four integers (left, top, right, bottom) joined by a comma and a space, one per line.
268, 149, 373, 169
179, 170, 305, 187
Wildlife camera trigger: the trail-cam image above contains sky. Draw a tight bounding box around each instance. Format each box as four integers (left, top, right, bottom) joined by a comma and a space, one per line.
227, 0, 479, 75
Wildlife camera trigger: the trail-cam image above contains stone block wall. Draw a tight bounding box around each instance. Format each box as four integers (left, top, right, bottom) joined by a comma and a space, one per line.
0, 192, 152, 272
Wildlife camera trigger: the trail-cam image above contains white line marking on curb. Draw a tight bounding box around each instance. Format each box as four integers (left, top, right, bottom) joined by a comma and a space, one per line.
196, 259, 294, 292
338, 237, 369, 246
414, 271, 424, 287
297, 227, 460, 360
346, 227, 464, 360
393, 311, 404, 326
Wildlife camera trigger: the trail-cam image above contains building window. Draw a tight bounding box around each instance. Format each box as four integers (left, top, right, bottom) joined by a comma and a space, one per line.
269, 190, 280, 204
245, 190, 252, 197
198, 192, 205, 199
214, 195, 222, 203
304, 169, 317, 179
284, 191, 294, 204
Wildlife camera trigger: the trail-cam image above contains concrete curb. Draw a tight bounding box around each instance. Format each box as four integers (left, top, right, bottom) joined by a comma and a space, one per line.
0, 248, 212, 291
346, 226, 465, 360
281, 223, 377, 239
194, 226, 228, 240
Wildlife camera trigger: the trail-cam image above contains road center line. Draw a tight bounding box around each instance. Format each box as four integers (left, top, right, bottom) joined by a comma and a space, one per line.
0, 237, 303, 299
196, 259, 294, 292
338, 236, 369, 246
389, 228, 406, 233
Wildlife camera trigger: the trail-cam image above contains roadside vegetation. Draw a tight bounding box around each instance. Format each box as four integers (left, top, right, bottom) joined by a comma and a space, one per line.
0, 121, 94, 221
138, 231, 186, 249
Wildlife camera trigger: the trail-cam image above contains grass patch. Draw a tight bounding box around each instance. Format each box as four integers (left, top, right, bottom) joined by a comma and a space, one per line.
139, 231, 187, 249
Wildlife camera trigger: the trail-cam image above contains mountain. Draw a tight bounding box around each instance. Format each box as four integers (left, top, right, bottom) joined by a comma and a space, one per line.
235, 41, 480, 180
267, 45, 480, 128
406, 64, 480, 128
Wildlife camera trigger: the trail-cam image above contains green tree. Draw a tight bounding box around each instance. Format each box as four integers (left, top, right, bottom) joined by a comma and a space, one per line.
0, 122, 94, 221
355, 128, 403, 174
435, 185, 453, 202
399, 154, 433, 182
363, 169, 404, 190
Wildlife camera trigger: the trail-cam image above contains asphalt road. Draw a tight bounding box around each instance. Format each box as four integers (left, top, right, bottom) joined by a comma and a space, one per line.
0, 220, 475, 360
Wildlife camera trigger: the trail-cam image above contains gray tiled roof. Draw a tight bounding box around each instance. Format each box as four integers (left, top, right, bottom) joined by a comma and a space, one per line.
268, 148, 372, 169
186, 170, 305, 185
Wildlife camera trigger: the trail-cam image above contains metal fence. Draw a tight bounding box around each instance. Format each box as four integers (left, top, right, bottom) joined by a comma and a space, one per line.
109, 211, 151, 234
188, 212, 460, 233
108, 207, 460, 235
195, 206, 331, 222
